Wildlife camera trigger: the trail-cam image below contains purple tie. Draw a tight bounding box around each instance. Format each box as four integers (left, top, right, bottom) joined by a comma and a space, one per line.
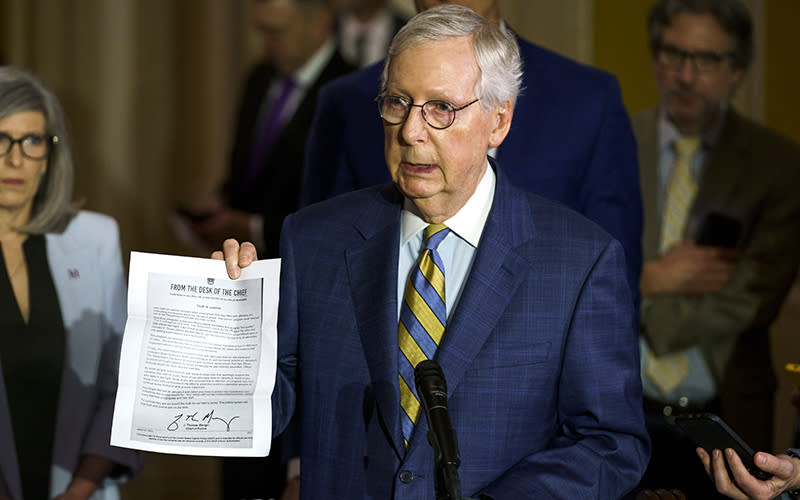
246, 77, 296, 181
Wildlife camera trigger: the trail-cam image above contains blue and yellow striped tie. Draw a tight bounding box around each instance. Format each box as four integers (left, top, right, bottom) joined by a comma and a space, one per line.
398, 223, 450, 446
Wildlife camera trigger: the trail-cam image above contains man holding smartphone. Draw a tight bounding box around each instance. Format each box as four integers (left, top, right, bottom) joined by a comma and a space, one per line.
629, 0, 800, 497
698, 445, 800, 499
696, 381, 800, 499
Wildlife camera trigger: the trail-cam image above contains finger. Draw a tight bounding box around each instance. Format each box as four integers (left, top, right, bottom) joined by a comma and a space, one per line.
211, 250, 224, 260
689, 275, 729, 294
237, 241, 258, 268
222, 238, 242, 279
709, 449, 737, 494
725, 448, 755, 484
698, 245, 739, 259
715, 247, 743, 262
697, 447, 712, 474
752, 451, 795, 481
718, 449, 758, 500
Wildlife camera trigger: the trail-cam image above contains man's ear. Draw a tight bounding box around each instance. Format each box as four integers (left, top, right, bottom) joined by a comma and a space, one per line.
488, 100, 514, 148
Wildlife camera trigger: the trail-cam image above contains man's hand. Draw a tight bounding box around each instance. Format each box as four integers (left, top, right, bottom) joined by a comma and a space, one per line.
697, 447, 800, 499
54, 477, 97, 500
280, 477, 300, 500
211, 239, 258, 280
641, 241, 741, 297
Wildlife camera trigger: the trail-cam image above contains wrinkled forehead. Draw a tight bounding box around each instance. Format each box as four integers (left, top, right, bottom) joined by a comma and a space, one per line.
663, 13, 735, 50
386, 37, 480, 98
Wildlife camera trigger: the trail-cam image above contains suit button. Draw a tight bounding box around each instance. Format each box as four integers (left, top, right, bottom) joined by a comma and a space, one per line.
399, 470, 414, 483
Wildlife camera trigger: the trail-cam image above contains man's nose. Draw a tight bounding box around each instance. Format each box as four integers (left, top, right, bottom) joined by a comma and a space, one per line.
400, 106, 428, 144
676, 56, 698, 84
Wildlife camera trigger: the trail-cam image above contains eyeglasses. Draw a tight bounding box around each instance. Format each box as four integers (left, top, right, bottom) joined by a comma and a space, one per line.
376, 95, 480, 130
655, 43, 735, 73
0, 133, 58, 160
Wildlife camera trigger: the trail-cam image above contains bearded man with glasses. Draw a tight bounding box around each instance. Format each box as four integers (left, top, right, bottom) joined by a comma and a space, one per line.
628, 0, 800, 498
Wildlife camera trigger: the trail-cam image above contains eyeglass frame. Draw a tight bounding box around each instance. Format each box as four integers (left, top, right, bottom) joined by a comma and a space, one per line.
0, 133, 59, 160
375, 94, 480, 130
654, 43, 735, 73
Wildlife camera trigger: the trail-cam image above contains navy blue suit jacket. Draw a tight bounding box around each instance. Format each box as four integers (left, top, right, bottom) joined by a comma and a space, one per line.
301, 33, 643, 311
274, 166, 649, 499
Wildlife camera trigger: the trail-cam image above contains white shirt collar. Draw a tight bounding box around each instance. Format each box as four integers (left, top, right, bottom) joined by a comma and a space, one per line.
292, 38, 336, 87
401, 161, 496, 247
657, 104, 726, 151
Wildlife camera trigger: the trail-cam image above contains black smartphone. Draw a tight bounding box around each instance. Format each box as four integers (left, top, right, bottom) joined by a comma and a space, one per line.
675, 413, 771, 481
695, 212, 742, 248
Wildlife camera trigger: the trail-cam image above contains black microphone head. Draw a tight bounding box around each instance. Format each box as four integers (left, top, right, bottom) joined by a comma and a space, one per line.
415, 359, 447, 401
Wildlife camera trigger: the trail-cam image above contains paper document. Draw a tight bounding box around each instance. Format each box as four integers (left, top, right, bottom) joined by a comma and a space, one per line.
111, 251, 280, 456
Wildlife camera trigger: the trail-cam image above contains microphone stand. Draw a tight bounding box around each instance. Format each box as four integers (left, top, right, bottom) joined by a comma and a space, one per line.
415, 360, 480, 500
430, 426, 461, 500
430, 430, 479, 500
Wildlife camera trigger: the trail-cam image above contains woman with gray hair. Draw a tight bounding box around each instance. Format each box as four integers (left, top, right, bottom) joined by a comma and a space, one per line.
0, 66, 141, 500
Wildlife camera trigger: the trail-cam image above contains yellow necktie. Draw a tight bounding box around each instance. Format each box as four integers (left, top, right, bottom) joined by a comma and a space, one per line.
398, 223, 450, 447
659, 136, 701, 252
646, 136, 700, 396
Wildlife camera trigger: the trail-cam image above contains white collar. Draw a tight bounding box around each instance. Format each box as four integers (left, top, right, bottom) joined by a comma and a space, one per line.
292, 38, 336, 88
401, 161, 495, 247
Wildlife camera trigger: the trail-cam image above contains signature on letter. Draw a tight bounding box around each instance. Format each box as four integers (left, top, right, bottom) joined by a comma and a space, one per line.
167, 409, 240, 431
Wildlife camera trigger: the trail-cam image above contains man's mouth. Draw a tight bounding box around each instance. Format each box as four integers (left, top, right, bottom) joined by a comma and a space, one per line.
401, 161, 437, 172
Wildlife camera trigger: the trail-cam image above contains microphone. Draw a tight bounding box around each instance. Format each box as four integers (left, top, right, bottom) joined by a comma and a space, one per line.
415, 359, 462, 500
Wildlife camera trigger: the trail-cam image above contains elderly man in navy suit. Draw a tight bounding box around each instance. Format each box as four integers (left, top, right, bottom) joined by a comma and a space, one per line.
218, 5, 649, 499
301, 0, 643, 313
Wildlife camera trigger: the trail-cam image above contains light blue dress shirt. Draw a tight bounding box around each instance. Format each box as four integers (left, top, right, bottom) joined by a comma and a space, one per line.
396, 163, 495, 323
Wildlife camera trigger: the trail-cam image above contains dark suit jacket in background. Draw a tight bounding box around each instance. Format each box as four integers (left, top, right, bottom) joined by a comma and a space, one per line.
222, 51, 356, 258
334, 8, 406, 67
300, 32, 643, 312
273, 165, 649, 499
633, 107, 800, 450
218, 50, 354, 500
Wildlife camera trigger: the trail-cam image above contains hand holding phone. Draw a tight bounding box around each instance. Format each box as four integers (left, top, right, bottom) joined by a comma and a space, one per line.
675, 413, 772, 481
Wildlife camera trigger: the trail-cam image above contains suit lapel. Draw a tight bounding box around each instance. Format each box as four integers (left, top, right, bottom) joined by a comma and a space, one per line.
632, 108, 662, 260
434, 169, 534, 408
692, 111, 751, 220
348, 175, 536, 453
345, 188, 406, 456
